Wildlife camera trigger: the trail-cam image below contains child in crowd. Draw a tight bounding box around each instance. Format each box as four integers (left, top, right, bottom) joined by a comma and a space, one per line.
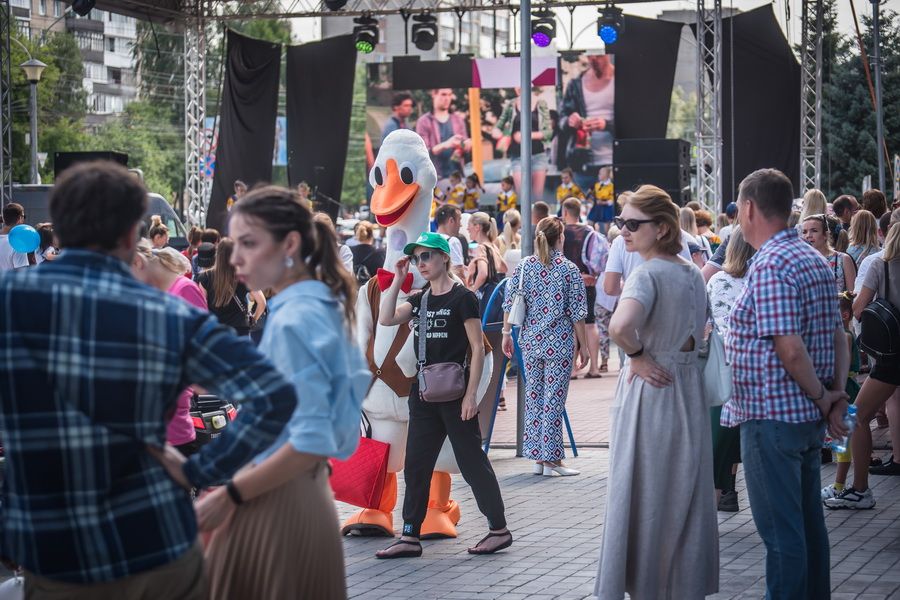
446, 171, 465, 207
556, 168, 585, 207
464, 173, 484, 214
821, 291, 862, 501
589, 166, 615, 234
497, 176, 518, 214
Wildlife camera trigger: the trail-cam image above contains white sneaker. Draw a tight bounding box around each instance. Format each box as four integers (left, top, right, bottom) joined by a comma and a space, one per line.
543, 464, 580, 477
824, 487, 876, 510
821, 485, 840, 500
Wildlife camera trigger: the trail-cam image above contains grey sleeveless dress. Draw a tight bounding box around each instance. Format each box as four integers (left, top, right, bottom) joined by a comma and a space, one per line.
595, 259, 719, 599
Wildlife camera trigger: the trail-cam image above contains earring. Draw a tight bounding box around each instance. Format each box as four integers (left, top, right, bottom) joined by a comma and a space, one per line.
285, 256, 295, 269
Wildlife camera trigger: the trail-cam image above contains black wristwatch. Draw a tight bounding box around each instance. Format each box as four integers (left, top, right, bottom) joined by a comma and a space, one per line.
626, 345, 644, 359
225, 479, 244, 505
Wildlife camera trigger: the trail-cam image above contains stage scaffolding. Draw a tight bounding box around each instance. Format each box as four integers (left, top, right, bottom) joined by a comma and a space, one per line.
0, 0, 824, 221
799, 0, 824, 192
695, 0, 722, 213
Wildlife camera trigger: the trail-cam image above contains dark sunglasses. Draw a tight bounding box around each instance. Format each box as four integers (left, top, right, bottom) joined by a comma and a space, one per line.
614, 216, 657, 232
410, 251, 438, 266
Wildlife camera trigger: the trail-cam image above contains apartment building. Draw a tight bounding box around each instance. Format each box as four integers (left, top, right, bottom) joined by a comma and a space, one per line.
9, 1, 138, 123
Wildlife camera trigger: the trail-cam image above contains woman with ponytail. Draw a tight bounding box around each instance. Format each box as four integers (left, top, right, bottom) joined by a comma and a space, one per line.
501, 217, 589, 476
196, 186, 370, 599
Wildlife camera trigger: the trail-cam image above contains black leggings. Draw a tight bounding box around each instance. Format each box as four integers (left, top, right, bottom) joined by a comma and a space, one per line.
401, 387, 507, 538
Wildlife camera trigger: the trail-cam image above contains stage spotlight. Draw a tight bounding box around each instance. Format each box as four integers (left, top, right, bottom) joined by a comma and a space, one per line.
531, 9, 556, 48
598, 4, 624, 46
353, 16, 379, 54
412, 14, 438, 51
324, 0, 347, 10
72, 0, 96, 16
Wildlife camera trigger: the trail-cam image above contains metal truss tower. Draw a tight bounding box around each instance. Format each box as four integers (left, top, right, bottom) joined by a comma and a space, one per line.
695, 0, 722, 213
0, 0, 12, 206
184, 0, 208, 226
799, 0, 823, 192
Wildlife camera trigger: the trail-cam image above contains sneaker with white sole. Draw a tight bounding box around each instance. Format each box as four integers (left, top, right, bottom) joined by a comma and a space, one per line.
823, 487, 876, 510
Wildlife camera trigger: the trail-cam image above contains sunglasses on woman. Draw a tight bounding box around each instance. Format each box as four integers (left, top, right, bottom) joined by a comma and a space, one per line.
614, 217, 657, 232
409, 251, 438, 266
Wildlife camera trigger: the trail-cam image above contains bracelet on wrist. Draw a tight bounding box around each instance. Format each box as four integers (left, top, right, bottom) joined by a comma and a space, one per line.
626, 345, 644, 359
810, 383, 825, 402
225, 480, 244, 505
501, 329, 512, 335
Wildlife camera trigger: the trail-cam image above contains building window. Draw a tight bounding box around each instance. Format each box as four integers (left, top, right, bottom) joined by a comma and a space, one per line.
108, 68, 122, 85
75, 31, 104, 52
53, 1, 61, 17
39, 0, 47, 16
107, 37, 115, 53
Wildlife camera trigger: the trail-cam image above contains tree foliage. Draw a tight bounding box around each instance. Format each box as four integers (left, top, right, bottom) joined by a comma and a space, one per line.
8, 28, 89, 183
823, 9, 898, 200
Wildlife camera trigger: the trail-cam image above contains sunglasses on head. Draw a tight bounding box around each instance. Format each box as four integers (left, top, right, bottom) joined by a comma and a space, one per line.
614, 216, 657, 232
410, 251, 438, 266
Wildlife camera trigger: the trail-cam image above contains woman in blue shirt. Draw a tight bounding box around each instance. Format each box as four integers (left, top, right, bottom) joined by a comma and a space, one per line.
194, 186, 370, 599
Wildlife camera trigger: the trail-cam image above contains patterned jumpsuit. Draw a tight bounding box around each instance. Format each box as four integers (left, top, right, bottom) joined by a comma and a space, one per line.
503, 251, 588, 461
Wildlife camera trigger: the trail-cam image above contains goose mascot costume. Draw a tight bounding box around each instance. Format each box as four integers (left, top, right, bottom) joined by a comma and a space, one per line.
344, 129, 493, 538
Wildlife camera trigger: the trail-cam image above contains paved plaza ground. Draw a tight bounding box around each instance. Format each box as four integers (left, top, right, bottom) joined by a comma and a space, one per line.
339, 356, 900, 600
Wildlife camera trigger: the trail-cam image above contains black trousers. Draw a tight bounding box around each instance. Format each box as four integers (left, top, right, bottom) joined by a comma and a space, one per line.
401, 387, 507, 538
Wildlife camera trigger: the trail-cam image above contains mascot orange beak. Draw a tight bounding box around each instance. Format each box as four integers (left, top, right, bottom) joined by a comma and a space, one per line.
371, 159, 420, 227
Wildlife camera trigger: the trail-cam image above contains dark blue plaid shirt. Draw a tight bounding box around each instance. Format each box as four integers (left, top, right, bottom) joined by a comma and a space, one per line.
0, 250, 297, 583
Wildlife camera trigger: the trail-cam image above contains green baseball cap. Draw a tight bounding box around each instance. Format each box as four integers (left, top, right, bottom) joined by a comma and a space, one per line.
403, 231, 451, 256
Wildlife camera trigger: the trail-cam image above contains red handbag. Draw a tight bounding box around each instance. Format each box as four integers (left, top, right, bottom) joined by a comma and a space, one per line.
329, 412, 390, 509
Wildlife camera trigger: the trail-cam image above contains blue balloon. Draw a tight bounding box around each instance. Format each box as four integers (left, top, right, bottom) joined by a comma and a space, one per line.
8, 224, 40, 254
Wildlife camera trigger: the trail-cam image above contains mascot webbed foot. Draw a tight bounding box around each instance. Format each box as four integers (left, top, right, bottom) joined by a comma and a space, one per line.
341, 509, 395, 537
421, 472, 460, 539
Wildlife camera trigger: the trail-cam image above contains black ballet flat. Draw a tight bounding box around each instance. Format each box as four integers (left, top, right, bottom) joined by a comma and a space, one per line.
375, 540, 422, 559
467, 530, 513, 555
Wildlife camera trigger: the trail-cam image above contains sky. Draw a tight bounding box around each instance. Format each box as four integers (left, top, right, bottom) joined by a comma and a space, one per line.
291, 0, 899, 49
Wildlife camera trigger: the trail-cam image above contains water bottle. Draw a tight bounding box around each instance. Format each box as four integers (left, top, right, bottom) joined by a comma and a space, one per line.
827, 405, 858, 454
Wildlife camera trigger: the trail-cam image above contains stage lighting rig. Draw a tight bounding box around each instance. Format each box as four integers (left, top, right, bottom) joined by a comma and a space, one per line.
412, 14, 438, 51
531, 9, 556, 48
598, 4, 624, 46
353, 16, 379, 54
72, 0, 95, 15
324, 0, 348, 11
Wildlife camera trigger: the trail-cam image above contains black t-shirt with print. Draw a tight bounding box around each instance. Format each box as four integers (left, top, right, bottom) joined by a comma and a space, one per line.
408, 283, 480, 367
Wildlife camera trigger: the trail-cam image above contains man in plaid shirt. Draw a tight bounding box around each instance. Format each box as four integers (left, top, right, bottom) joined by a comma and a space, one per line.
0, 162, 297, 598
723, 168, 849, 599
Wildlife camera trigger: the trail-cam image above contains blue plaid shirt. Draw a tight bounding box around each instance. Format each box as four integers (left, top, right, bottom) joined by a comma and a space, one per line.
0, 250, 297, 583
722, 228, 841, 426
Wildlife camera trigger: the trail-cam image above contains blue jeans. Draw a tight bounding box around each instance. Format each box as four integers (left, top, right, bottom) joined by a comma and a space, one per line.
741, 419, 830, 600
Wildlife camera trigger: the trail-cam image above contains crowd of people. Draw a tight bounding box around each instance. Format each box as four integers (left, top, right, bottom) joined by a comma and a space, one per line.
1, 156, 899, 600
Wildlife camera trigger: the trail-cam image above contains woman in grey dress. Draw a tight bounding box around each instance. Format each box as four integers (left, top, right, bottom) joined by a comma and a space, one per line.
595, 185, 719, 599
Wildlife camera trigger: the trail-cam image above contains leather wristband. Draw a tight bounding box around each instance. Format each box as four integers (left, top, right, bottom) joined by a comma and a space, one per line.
626, 345, 644, 358
225, 480, 244, 505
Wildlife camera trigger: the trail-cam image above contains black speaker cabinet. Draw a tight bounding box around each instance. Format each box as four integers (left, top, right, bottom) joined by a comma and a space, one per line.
54, 151, 128, 176
613, 138, 691, 206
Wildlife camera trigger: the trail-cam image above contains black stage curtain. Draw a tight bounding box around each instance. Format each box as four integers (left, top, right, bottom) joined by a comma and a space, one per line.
721, 5, 800, 200
286, 35, 357, 221
614, 15, 684, 140
208, 30, 282, 231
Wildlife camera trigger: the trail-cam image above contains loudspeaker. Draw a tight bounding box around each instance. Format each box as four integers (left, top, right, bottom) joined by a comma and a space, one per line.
613, 138, 691, 206
54, 151, 128, 176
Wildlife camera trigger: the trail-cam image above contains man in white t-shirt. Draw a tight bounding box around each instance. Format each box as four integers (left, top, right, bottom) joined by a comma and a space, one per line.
0, 202, 29, 272
602, 228, 694, 296
435, 203, 466, 280
719, 202, 738, 242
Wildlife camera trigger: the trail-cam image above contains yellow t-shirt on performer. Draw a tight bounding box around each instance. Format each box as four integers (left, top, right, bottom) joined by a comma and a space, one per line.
497, 190, 518, 213
556, 182, 585, 203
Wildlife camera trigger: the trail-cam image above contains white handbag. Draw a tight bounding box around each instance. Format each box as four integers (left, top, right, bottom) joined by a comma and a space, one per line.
507, 265, 526, 327
700, 300, 732, 407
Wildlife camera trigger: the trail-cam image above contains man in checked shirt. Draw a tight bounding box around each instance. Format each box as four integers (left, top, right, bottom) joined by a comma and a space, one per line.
0, 161, 297, 599
722, 168, 850, 599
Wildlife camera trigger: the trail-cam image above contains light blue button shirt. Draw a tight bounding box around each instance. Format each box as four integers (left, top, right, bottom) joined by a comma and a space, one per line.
254, 280, 370, 463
